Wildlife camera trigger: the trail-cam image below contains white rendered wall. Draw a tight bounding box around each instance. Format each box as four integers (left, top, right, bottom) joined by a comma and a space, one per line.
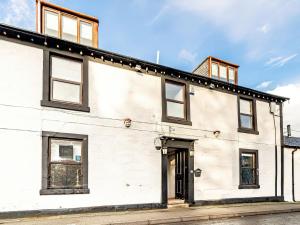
284, 148, 300, 202
0, 39, 282, 212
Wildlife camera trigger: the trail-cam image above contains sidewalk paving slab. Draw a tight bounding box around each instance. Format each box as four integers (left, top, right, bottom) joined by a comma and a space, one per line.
1, 202, 300, 225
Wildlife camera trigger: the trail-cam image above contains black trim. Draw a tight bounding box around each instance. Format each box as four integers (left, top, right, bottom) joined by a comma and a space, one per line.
193, 196, 284, 206
239, 149, 260, 189
0, 23, 288, 103
161, 137, 195, 205
0, 203, 166, 219
41, 131, 89, 195
41, 49, 90, 112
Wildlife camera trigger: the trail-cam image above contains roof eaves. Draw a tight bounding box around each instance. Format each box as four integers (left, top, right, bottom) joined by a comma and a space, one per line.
0, 23, 289, 102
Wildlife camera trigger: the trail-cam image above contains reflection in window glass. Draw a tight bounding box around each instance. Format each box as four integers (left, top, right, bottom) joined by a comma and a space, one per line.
167, 101, 184, 118
49, 138, 82, 188
62, 16, 77, 42
166, 83, 184, 101
240, 99, 253, 129
52, 81, 81, 103
45, 10, 58, 37
51, 56, 82, 104
80, 21, 93, 46
241, 152, 257, 185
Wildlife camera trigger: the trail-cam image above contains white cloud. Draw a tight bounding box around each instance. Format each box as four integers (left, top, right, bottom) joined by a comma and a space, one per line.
258, 24, 270, 33
159, 0, 300, 42
269, 82, 300, 134
0, 0, 35, 30
256, 81, 272, 89
265, 54, 298, 67
178, 49, 197, 64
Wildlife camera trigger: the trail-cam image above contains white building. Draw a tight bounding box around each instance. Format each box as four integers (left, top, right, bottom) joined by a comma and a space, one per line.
0, 1, 294, 218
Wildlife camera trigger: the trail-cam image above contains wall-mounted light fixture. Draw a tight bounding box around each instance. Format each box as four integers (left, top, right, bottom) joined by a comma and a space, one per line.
209, 83, 215, 89
189, 86, 195, 95
194, 168, 202, 177
162, 147, 168, 155
154, 137, 162, 150
124, 118, 132, 128
213, 130, 221, 137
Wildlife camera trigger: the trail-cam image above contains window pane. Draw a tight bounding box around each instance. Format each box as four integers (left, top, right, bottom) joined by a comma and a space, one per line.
62, 16, 77, 42
241, 153, 255, 167
240, 99, 252, 114
211, 63, 218, 78
45, 11, 58, 37
52, 80, 81, 103
166, 82, 184, 101
240, 114, 253, 129
167, 101, 184, 118
220, 65, 227, 81
49, 163, 82, 188
241, 152, 257, 185
80, 21, 93, 46
229, 68, 235, 83
50, 139, 82, 162
51, 56, 82, 82
241, 168, 256, 185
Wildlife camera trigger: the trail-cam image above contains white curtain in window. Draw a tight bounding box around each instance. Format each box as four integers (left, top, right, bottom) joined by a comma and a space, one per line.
240, 99, 252, 114
45, 11, 58, 36
211, 63, 218, 77
62, 16, 77, 42
220, 65, 227, 81
51, 56, 82, 82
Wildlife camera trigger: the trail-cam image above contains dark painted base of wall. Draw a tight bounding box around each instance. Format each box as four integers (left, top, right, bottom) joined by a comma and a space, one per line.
193, 196, 284, 206
0, 203, 166, 220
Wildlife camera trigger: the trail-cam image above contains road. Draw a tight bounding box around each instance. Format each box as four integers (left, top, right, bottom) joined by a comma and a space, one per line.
176, 212, 300, 225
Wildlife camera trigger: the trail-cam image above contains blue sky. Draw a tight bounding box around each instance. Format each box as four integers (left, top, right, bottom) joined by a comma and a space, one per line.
1, 0, 300, 90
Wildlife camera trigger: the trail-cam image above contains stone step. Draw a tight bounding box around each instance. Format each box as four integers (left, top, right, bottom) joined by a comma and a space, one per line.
167, 203, 189, 209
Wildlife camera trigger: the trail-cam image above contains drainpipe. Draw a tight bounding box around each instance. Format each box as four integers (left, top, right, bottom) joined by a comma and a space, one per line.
292, 148, 299, 202
271, 105, 278, 197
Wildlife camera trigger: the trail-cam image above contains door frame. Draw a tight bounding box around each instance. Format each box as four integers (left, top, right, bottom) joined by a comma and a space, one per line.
161, 136, 196, 205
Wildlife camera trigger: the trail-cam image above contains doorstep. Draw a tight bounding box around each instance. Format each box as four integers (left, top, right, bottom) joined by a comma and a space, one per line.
1, 202, 300, 225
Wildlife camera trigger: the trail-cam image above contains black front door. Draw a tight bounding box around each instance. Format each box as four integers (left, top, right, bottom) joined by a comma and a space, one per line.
175, 150, 187, 199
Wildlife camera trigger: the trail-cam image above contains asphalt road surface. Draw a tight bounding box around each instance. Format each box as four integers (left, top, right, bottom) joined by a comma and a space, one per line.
175, 212, 300, 225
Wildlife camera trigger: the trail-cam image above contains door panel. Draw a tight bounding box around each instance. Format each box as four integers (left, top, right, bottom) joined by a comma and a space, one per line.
175, 150, 186, 199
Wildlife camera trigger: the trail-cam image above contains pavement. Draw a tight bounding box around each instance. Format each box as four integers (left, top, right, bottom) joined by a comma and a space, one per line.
1, 202, 300, 225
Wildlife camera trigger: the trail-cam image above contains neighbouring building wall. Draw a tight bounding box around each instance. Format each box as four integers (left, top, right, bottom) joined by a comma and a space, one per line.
0, 38, 282, 212
193, 59, 209, 77
284, 148, 300, 202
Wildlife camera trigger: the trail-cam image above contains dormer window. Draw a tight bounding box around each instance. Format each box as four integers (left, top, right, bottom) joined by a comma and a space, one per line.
37, 0, 98, 48
193, 56, 239, 85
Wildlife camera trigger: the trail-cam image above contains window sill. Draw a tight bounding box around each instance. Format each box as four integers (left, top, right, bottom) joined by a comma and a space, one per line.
238, 185, 260, 189
41, 100, 90, 112
40, 188, 90, 195
238, 128, 259, 135
162, 117, 192, 126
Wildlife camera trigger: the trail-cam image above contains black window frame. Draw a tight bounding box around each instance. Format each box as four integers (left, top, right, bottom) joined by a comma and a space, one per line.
237, 95, 259, 135
40, 131, 89, 195
239, 149, 260, 189
161, 77, 192, 126
41, 49, 90, 112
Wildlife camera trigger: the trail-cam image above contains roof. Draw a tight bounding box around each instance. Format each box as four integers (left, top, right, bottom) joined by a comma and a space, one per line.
38, 0, 99, 23
284, 136, 300, 148
0, 23, 289, 103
